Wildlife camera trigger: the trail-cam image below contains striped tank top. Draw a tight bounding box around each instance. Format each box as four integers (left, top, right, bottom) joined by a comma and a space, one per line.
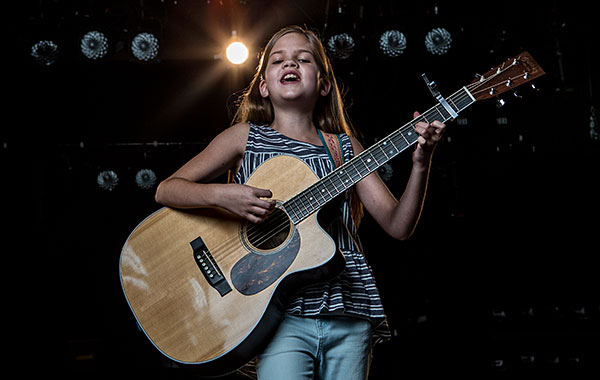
234, 123, 390, 340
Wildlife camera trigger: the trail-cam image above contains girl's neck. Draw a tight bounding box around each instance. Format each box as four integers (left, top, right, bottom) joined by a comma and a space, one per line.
270, 109, 321, 145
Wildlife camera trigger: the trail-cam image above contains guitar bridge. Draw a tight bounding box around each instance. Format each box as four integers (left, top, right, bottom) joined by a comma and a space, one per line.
190, 236, 232, 297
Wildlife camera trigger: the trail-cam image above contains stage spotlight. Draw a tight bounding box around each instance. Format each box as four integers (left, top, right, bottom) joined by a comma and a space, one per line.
31, 40, 59, 66
135, 169, 157, 190
424, 27, 452, 55
97, 170, 119, 191
327, 33, 355, 60
81, 31, 109, 60
379, 30, 407, 57
226, 41, 249, 65
131, 32, 159, 61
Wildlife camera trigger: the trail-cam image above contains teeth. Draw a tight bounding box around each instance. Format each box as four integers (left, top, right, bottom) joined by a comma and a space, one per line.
283, 74, 298, 81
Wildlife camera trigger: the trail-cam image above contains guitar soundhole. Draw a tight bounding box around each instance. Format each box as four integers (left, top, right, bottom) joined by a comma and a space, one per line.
244, 208, 292, 252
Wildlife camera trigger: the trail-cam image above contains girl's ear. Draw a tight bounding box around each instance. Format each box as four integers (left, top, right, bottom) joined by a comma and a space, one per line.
259, 77, 269, 98
319, 78, 331, 97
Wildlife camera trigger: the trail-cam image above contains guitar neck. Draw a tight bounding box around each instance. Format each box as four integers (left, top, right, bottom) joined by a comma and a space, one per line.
283, 86, 476, 225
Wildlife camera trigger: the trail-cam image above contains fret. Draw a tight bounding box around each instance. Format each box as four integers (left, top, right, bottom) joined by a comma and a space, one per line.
311, 183, 328, 204
398, 130, 410, 145
308, 186, 325, 206
447, 97, 460, 115
328, 176, 341, 194
285, 201, 300, 223
336, 169, 352, 189
364, 151, 379, 171
292, 200, 307, 220
376, 143, 390, 160
283, 82, 481, 225
345, 162, 363, 182
311, 184, 324, 204
435, 104, 452, 121
381, 138, 399, 158
390, 131, 408, 151
296, 195, 312, 216
427, 106, 445, 122
368, 147, 384, 166
403, 128, 416, 143
321, 180, 334, 199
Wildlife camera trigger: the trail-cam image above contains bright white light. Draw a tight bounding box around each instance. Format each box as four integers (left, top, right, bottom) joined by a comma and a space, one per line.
226, 42, 249, 64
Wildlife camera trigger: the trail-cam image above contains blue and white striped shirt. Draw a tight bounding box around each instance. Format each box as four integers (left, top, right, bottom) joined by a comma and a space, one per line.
234, 123, 390, 340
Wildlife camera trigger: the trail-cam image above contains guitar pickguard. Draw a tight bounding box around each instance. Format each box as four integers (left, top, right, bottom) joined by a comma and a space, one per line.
231, 228, 300, 295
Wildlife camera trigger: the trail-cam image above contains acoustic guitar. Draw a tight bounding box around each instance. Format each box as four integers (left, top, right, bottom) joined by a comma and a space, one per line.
120, 52, 543, 376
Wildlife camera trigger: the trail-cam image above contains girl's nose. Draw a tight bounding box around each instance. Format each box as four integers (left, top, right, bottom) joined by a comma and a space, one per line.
283, 60, 298, 68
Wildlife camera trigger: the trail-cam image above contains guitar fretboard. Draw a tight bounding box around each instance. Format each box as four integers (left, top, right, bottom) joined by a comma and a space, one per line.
283, 86, 476, 225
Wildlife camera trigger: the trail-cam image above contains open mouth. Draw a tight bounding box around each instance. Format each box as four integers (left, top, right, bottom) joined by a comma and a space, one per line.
281, 73, 300, 83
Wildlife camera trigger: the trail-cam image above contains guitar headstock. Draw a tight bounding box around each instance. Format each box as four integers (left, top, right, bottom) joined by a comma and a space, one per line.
468, 51, 545, 102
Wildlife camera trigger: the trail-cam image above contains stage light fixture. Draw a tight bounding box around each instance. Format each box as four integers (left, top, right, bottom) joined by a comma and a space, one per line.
31, 40, 59, 66
424, 27, 452, 55
81, 31, 109, 60
327, 33, 355, 60
97, 170, 119, 191
226, 41, 249, 65
135, 169, 157, 190
131, 32, 159, 61
379, 30, 407, 57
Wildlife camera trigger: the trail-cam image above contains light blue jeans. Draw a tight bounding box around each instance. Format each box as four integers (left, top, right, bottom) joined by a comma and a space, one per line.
256, 314, 373, 380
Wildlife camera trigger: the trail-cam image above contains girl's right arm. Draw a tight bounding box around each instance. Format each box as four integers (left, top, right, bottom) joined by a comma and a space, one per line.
155, 123, 275, 224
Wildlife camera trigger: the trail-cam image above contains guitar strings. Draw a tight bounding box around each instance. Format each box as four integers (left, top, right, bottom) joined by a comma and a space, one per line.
209, 57, 527, 262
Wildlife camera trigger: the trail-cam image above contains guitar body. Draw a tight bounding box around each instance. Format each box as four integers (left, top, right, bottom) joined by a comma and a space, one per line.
120, 155, 345, 376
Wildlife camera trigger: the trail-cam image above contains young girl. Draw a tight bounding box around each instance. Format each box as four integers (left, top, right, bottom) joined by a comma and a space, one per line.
155, 25, 445, 380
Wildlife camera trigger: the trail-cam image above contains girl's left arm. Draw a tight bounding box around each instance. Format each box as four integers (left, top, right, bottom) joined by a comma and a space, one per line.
351, 112, 445, 240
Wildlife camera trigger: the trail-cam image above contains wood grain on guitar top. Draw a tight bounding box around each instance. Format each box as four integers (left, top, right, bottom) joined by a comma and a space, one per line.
120, 155, 338, 365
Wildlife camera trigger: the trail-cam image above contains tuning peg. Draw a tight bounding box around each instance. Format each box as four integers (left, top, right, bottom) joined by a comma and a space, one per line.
496, 98, 506, 108
513, 90, 522, 99
530, 82, 539, 91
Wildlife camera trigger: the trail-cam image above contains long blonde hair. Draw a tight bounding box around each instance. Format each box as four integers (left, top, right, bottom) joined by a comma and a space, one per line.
232, 25, 364, 225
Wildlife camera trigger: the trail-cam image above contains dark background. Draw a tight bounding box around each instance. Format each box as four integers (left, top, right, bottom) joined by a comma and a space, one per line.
6, 0, 598, 378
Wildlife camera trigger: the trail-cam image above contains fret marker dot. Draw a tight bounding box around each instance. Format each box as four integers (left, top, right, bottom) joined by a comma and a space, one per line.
322, 189, 325, 192
408, 132, 412, 136
367, 159, 371, 163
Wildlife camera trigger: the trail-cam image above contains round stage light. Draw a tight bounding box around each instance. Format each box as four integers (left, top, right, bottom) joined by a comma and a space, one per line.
31, 40, 59, 66
424, 27, 452, 55
226, 41, 249, 64
81, 31, 109, 60
327, 33, 355, 60
379, 30, 407, 57
131, 32, 159, 62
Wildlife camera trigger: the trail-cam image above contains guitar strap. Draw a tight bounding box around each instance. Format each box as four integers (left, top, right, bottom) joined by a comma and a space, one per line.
317, 129, 344, 168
